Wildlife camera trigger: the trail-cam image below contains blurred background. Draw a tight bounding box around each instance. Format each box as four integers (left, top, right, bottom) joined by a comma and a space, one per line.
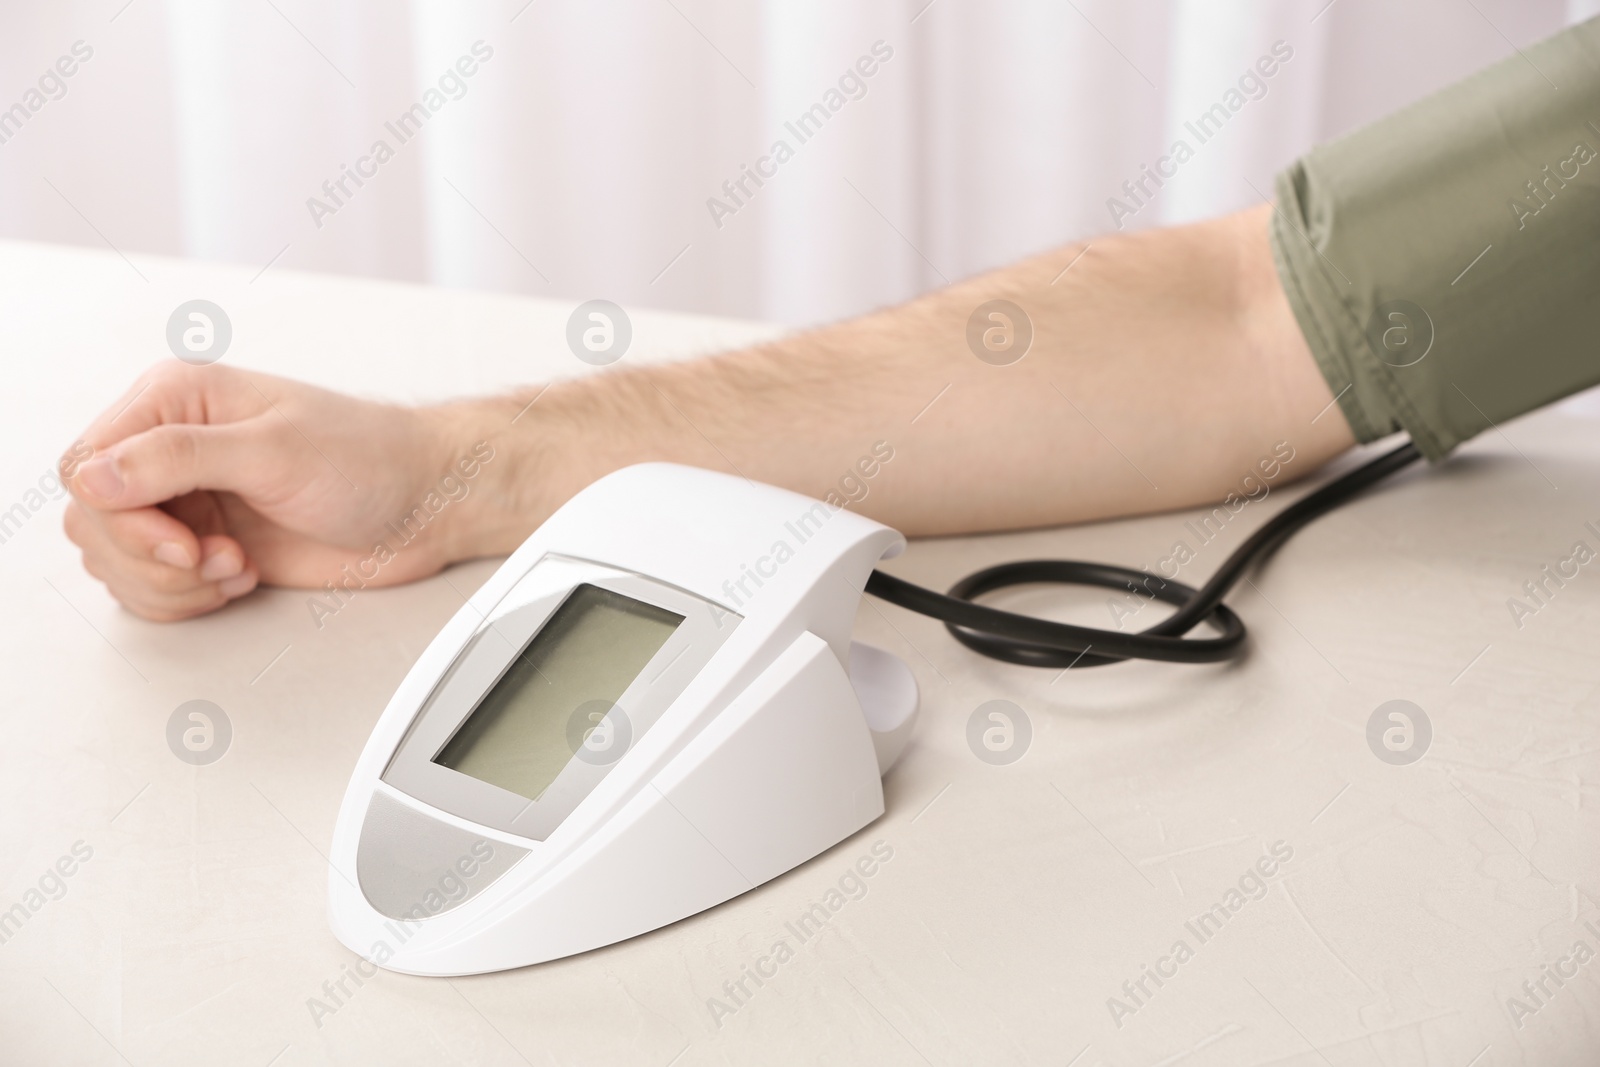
0, 0, 1595, 329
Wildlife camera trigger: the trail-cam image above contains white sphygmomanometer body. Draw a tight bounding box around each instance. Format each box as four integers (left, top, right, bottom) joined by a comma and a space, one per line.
328, 463, 918, 975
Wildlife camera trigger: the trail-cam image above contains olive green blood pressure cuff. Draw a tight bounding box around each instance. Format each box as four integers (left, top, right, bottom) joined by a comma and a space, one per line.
1270, 17, 1600, 460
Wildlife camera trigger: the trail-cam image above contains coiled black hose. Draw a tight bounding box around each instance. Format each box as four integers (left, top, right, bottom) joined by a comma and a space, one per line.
865, 441, 1423, 668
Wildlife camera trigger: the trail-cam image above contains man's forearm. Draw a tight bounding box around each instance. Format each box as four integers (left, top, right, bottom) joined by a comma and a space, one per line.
434, 203, 1354, 562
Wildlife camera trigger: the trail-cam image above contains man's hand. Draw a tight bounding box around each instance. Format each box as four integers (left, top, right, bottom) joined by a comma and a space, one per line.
63, 205, 1356, 622
62, 363, 475, 621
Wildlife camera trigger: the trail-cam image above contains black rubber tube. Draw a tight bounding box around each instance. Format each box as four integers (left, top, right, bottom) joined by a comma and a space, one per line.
864, 441, 1423, 668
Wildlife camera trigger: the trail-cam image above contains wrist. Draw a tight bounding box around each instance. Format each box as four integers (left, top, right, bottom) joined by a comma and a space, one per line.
418, 363, 747, 566
418, 382, 606, 565
414, 397, 531, 565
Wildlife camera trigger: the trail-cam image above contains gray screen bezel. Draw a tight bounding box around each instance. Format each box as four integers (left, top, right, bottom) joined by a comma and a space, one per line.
381, 557, 740, 841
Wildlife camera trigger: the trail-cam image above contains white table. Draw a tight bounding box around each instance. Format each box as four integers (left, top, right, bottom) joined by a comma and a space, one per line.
2, 239, 1595, 1067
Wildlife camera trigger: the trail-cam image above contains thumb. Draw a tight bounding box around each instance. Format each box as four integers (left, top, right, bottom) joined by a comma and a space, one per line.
69, 419, 281, 510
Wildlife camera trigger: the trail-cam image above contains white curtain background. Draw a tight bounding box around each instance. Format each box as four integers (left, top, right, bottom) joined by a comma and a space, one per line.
0, 0, 1590, 329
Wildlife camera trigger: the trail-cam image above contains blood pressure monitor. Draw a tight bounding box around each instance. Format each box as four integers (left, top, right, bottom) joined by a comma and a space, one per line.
328, 463, 919, 975
325, 429, 1430, 974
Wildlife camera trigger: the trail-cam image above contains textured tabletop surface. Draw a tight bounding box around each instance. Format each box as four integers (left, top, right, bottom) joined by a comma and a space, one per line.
1, 239, 1596, 1067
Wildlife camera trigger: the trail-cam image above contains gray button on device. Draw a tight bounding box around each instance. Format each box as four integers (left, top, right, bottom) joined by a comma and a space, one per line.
356, 791, 528, 921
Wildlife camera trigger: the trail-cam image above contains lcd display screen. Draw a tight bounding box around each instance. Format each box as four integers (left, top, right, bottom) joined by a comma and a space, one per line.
434, 584, 684, 801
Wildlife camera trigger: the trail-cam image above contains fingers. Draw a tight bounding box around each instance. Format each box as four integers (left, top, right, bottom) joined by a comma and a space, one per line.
69, 361, 273, 458
64, 501, 258, 621
68, 418, 283, 512
62, 360, 271, 509
72, 498, 202, 568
